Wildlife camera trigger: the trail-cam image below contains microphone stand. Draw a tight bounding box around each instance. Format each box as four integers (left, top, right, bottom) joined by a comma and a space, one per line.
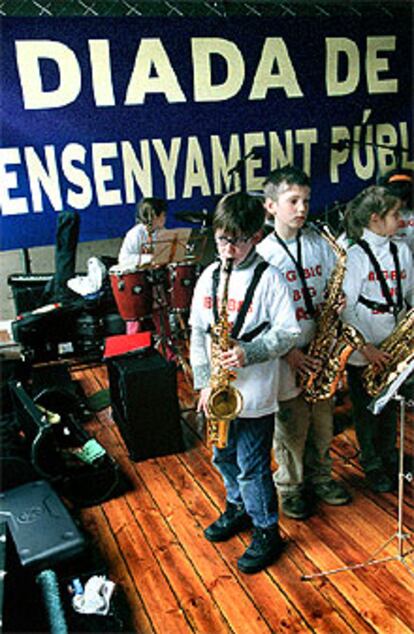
227, 150, 256, 193
302, 363, 414, 581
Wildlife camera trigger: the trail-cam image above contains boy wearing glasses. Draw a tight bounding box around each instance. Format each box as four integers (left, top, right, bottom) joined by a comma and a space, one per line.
257, 165, 351, 520
189, 192, 299, 574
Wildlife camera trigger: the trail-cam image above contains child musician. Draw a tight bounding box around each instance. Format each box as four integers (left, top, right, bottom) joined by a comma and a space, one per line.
378, 168, 414, 253
257, 165, 351, 520
118, 197, 167, 266
341, 185, 414, 492
189, 192, 299, 574
117, 197, 172, 350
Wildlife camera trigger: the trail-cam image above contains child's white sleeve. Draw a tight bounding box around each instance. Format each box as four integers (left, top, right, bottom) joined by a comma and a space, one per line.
189, 273, 211, 389
239, 269, 300, 365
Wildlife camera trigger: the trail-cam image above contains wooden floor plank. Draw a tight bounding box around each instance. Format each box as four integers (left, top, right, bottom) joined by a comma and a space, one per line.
81, 506, 155, 634
167, 453, 361, 634
176, 434, 378, 634
67, 363, 414, 634
101, 495, 195, 634
119, 450, 277, 634
113, 461, 234, 633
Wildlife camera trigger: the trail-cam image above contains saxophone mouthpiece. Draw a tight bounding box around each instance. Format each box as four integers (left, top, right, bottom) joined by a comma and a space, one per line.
224, 258, 234, 274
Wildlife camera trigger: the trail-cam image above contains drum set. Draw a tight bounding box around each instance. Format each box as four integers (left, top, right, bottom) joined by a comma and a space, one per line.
108, 229, 209, 369
109, 258, 200, 324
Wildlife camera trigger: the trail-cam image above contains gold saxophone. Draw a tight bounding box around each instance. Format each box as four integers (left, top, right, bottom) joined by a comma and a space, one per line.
206, 258, 243, 448
362, 308, 414, 398
301, 225, 365, 403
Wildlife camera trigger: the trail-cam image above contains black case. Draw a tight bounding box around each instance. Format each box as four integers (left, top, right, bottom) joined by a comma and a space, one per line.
9, 381, 128, 507
8, 273, 54, 314
0, 480, 86, 569
106, 349, 184, 461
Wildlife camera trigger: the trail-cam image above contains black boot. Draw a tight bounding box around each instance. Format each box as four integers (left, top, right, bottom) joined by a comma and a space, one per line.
204, 502, 250, 542
237, 525, 284, 574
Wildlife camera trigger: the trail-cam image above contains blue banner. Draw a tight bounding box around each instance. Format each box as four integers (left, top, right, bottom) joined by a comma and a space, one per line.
1, 16, 412, 250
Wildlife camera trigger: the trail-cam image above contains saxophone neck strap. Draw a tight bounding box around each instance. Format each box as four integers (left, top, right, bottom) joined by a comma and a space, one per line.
211, 262, 221, 324
231, 260, 269, 340
274, 230, 316, 317
356, 239, 403, 320
211, 260, 270, 339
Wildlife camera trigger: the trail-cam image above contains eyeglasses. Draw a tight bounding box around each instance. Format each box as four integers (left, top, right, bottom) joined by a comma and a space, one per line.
215, 235, 252, 247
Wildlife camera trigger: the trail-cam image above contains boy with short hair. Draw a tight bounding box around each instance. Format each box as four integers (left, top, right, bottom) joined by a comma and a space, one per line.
257, 165, 351, 520
189, 191, 300, 574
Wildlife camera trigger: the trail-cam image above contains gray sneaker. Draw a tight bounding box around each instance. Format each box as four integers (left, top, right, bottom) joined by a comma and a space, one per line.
281, 493, 311, 520
313, 480, 351, 505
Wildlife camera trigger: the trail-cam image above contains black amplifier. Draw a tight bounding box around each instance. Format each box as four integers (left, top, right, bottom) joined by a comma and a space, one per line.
106, 349, 184, 461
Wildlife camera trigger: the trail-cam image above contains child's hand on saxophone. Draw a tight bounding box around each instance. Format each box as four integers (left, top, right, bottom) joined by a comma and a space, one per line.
220, 342, 246, 369
361, 343, 391, 371
197, 387, 212, 416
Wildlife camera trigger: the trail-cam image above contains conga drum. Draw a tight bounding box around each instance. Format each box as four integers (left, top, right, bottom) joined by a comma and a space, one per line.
109, 265, 152, 321
167, 260, 199, 312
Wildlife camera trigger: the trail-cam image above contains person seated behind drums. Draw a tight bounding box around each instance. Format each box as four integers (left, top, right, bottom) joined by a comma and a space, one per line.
117, 197, 171, 346
118, 197, 167, 267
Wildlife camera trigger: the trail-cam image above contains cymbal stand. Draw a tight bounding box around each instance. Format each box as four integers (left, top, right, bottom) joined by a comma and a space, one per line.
150, 269, 173, 359
302, 393, 414, 581
171, 311, 193, 382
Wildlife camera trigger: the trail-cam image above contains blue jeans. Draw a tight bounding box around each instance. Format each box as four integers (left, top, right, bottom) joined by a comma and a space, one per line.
212, 414, 278, 529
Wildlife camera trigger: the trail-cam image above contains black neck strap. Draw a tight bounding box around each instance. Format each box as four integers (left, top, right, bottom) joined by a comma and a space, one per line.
357, 239, 403, 318
211, 260, 269, 338
274, 230, 316, 317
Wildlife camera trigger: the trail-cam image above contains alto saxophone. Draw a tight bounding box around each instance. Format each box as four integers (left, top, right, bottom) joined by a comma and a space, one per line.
301, 225, 365, 403
206, 258, 243, 448
362, 308, 414, 398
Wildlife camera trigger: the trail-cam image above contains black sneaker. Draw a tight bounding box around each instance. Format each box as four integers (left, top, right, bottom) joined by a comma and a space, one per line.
204, 502, 250, 542
366, 469, 393, 493
383, 462, 399, 490
281, 493, 311, 520
237, 526, 285, 574
313, 480, 352, 505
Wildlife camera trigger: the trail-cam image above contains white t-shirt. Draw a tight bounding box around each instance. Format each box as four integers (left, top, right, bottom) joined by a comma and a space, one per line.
341, 228, 414, 366
257, 228, 336, 400
118, 223, 149, 267
189, 253, 300, 418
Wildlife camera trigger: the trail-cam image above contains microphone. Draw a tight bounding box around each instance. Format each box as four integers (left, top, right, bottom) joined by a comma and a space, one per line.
227, 150, 257, 176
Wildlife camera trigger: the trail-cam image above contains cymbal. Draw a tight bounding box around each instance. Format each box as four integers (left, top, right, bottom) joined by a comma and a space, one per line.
174, 210, 212, 225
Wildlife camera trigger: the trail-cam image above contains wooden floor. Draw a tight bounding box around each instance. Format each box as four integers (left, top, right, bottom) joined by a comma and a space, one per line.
70, 361, 414, 634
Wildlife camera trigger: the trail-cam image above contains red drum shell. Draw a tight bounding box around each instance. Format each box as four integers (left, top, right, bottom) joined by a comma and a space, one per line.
109, 266, 152, 320
167, 262, 198, 311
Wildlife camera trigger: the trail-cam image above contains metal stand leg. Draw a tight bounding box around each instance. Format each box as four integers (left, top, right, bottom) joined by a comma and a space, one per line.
302, 394, 414, 581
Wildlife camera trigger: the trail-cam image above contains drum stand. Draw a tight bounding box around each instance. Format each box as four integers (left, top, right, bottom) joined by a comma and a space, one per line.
151, 274, 174, 360
302, 391, 414, 581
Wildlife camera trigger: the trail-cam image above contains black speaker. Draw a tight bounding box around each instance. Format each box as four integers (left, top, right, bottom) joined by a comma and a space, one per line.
106, 349, 184, 461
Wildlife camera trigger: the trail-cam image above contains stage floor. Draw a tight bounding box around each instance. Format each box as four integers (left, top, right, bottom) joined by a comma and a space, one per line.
68, 362, 414, 634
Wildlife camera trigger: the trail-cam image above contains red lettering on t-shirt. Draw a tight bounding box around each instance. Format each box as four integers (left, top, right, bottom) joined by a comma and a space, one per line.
296, 307, 310, 321
203, 295, 252, 313
292, 286, 316, 302
368, 269, 405, 282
